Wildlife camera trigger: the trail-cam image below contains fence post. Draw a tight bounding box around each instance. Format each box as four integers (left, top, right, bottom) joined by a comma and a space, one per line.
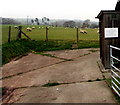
45, 27, 49, 42
8, 26, 11, 43
110, 45, 113, 66
76, 28, 79, 43
17, 26, 22, 39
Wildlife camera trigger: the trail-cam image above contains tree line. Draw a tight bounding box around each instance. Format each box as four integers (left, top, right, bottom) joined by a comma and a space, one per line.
1, 17, 98, 28
57, 19, 98, 28
1, 18, 21, 24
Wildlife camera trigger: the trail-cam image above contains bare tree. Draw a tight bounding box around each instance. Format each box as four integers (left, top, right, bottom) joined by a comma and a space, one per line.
42, 17, 50, 25
82, 19, 90, 28
31, 19, 34, 25
35, 18, 39, 25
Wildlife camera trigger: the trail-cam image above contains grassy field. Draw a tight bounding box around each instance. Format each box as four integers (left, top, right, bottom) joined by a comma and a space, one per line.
2, 25, 99, 44
2, 25, 19, 43
2, 25, 100, 65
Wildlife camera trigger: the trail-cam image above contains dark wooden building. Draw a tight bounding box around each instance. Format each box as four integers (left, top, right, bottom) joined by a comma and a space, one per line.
115, 0, 120, 11
96, 11, 120, 69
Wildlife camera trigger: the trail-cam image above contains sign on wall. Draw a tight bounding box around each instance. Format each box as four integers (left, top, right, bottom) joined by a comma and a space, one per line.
105, 28, 118, 38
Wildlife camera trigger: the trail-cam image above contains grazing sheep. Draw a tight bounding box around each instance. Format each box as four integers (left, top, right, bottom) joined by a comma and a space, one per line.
32, 27, 35, 29
80, 29, 87, 34
80, 30, 84, 33
84, 30, 87, 34
27, 27, 32, 31
97, 30, 99, 33
14, 26, 18, 29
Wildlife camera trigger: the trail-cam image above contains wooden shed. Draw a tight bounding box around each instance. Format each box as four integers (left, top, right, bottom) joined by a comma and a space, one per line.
96, 10, 120, 69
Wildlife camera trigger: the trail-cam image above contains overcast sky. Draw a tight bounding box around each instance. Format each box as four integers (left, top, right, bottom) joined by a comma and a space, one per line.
0, 0, 117, 21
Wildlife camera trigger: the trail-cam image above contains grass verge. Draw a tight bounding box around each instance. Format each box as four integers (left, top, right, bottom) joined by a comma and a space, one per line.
2, 39, 99, 65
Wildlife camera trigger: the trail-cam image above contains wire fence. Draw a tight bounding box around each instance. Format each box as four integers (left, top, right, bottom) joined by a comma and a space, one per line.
2, 25, 19, 44
2, 25, 99, 44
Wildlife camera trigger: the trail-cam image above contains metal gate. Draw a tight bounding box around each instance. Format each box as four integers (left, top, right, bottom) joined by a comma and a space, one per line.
110, 45, 120, 97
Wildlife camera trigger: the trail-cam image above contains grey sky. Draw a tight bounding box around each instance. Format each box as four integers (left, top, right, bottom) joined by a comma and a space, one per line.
0, 0, 117, 21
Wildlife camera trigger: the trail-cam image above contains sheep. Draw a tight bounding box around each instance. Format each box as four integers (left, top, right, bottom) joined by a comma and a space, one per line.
84, 30, 87, 34
80, 29, 87, 34
97, 30, 99, 33
14, 26, 18, 29
32, 27, 35, 29
27, 27, 32, 31
80, 30, 84, 33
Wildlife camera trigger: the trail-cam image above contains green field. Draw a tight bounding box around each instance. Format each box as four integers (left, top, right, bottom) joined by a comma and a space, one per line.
2, 25, 99, 44
2, 25, 19, 43
2, 25, 100, 65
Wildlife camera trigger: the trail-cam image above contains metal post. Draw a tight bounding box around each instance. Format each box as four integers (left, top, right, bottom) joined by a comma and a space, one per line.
110, 45, 113, 88
110, 45, 113, 66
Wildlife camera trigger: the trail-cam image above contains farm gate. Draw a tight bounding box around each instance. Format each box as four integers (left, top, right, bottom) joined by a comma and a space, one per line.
110, 45, 120, 97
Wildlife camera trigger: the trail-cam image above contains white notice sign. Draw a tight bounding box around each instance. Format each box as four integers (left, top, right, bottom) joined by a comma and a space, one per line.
105, 28, 118, 38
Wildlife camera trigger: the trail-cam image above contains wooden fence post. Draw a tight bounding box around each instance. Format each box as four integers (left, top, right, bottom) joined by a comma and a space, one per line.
45, 27, 48, 42
17, 26, 22, 39
76, 28, 79, 43
8, 26, 11, 43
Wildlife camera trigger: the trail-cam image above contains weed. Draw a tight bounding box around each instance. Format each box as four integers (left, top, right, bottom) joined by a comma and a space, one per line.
42, 82, 60, 87
96, 78, 101, 81
88, 80, 93, 82
89, 50, 99, 52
